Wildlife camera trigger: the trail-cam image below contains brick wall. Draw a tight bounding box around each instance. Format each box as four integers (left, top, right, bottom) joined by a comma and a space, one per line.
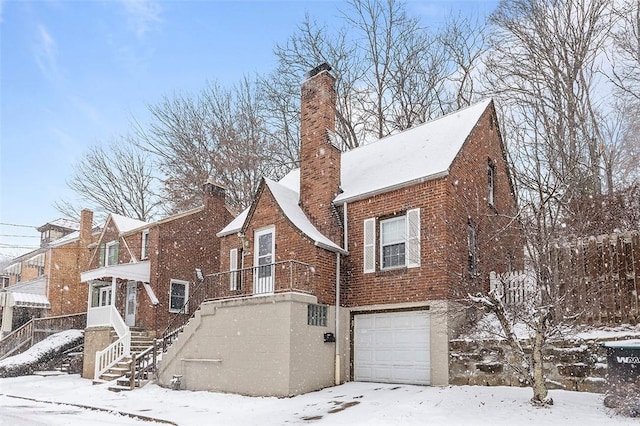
142, 188, 232, 335
219, 184, 338, 305
445, 102, 523, 295
343, 102, 522, 307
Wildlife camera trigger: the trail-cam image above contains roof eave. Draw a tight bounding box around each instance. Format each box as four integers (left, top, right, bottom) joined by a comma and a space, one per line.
334, 170, 450, 205
314, 240, 348, 255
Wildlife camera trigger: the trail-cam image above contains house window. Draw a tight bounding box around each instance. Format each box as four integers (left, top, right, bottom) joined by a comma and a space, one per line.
488, 159, 496, 206
468, 220, 478, 275
141, 230, 150, 259
6, 263, 22, 283
381, 216, 406, 269
364, 208, 420, 273
229, 248, 241, 291
93, 286, 111, 307
169, 279, 189, 313
105, 241, 119, 266
308, 304, 328, 326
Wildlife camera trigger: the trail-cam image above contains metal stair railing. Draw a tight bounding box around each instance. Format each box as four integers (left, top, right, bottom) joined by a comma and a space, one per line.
0, 313, 87, 360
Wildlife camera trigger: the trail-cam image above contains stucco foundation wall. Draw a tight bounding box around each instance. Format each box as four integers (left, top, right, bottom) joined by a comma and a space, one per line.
157, 292, 339, 397
82, 326, 113, 379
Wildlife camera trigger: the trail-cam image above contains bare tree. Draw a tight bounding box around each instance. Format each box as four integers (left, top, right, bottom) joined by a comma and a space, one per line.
609, 0, 640, 101
487, 0, 612, 206
438, 12, 489, 110
56, 137, 160, 221
477, 0, 619, 405
136, 77, 275, 213
266, 15, 368, 151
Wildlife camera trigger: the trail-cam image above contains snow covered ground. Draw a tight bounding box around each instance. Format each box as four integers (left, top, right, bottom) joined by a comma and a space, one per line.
0, 374, 634, 425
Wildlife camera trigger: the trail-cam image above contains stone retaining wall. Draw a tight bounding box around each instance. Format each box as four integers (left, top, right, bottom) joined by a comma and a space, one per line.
449, 335, 638, 393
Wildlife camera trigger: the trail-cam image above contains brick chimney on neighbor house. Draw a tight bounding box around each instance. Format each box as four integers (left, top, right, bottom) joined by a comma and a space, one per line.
79, 209, 94, 244
203, 177, 227, 213
78, 209, 94, 268
299, 63, 342, 245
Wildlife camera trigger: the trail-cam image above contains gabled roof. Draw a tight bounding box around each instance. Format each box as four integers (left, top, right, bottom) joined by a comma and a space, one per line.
110, 214, 150, 234
264, 179, 344, 253
218, 99, 493, 251
217, 179, 344, 253
278, 98, 493, 203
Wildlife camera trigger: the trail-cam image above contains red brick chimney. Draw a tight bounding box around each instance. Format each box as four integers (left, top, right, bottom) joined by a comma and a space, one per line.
299, 63, 342, 244
79, 209, 93, 244
203, 177, 227, 213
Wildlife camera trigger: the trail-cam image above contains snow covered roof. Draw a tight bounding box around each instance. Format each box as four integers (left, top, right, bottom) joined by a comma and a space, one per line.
37, 218, 80, 232
264, 179, 344, 253
279, 98, 493, 203
217, 179, 344, 253
217, 208, 249, 237
218, 99, 492, 251
110, 214, 150, 234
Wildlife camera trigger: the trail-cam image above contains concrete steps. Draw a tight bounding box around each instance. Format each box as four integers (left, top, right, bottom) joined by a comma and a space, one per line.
93, 329, 157, 391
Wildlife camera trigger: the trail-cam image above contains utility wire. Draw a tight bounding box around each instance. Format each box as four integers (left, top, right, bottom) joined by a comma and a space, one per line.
0, 222, 38, 229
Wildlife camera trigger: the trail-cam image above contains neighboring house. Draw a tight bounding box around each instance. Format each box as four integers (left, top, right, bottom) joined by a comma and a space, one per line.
0, 210, 95, 337
156, 64, 521, 397
81, 182, 232, 380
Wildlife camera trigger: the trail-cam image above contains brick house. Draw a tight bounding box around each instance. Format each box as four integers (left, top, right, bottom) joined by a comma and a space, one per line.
156, 64, 520, 396
81, 182, 232, 380
0, 210, 96, 337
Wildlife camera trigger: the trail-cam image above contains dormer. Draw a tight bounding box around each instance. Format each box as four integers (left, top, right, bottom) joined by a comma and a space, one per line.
37, 218, 80, 247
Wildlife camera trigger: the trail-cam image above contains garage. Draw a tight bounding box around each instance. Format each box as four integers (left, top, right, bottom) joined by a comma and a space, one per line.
353, 310, 430, 385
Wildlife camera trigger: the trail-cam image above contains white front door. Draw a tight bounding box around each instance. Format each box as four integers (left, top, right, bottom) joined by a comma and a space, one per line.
254, 228, 274, 294
125, 281, 137, 326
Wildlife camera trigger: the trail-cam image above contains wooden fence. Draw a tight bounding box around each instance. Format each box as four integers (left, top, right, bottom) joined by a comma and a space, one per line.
550, 230, 639, 324
491, 231, 639, 325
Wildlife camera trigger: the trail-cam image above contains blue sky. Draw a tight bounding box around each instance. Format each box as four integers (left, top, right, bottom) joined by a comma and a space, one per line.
0, 0, 497, 260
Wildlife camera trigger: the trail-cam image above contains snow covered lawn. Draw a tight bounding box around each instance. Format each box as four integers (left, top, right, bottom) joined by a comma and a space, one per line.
0, 374, 634, 425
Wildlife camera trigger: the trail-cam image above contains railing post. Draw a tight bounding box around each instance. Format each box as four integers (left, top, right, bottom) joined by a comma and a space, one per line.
130, 353, 136, 390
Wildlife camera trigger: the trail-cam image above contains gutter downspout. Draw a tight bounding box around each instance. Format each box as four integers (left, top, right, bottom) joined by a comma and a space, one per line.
334, 202, 348, 386
335, 251, 340, 385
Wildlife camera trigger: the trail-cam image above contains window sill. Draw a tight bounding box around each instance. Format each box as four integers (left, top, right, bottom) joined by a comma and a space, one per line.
375, 267, 408, 277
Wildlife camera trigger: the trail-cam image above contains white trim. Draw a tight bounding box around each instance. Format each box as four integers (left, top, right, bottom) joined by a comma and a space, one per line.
143, 282, 160, 305
363, 218, 376, 273
105, 241, 118, 266
406, 208, 421, 268
141, 229, 150, 259
254, 227, 275, 295
380, 216, 406, 270
229, 248, 239, 290
81, 261, 150, 283
169, 279, 190, 313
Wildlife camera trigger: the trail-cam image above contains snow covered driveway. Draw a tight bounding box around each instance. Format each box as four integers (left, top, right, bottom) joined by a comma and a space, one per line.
0, 374, 634, 425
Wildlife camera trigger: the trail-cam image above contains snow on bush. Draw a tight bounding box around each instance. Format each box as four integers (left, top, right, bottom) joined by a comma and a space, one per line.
0, 329, 83, 377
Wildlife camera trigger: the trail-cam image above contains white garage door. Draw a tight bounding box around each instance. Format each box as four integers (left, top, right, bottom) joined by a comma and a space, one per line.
354, 310, 430, 385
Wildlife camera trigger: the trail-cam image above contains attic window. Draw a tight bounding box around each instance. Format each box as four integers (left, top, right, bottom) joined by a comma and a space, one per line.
467, 220, 478, 275
106, 241, 119, 266
488, 159, 496, 207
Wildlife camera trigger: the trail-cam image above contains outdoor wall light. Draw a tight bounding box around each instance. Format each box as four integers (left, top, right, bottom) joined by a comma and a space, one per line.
324, 332, 335, 343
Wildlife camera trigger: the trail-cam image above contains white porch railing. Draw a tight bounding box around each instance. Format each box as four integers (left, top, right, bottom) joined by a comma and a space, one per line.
90, 305, 131, 380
